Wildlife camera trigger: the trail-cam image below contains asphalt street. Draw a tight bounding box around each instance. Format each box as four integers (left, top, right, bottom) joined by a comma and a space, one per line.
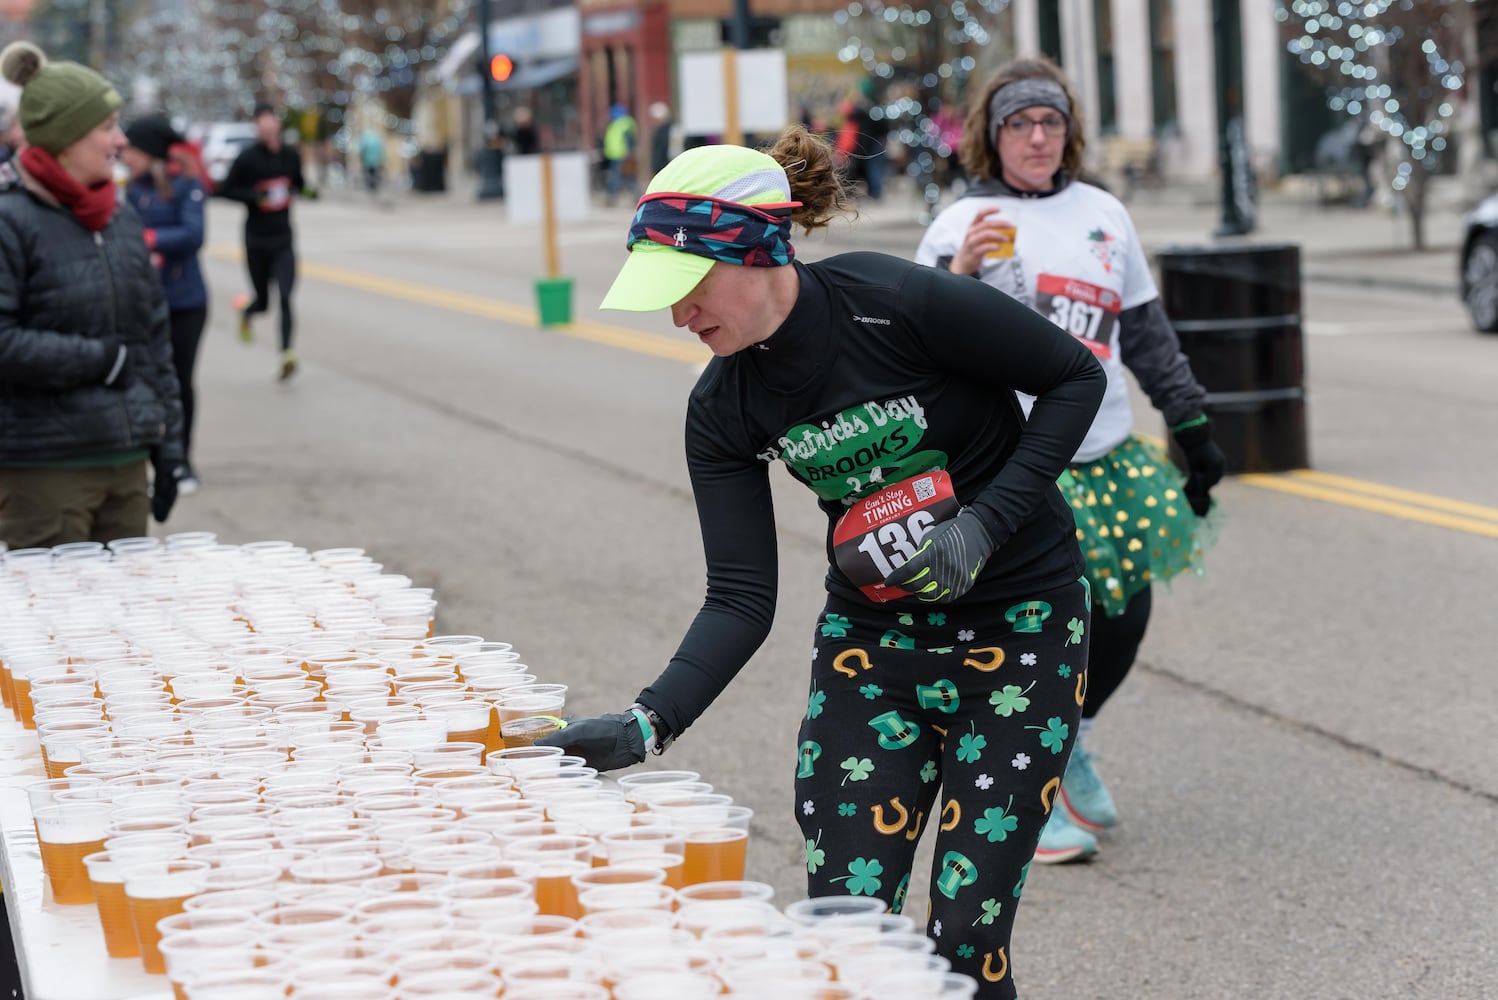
172, 183, 1498, 999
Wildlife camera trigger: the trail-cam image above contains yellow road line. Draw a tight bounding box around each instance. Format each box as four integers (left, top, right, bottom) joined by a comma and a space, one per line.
1285, 469, 1498, 524
1239, 474, 1498, 540
205, 246, 709, 366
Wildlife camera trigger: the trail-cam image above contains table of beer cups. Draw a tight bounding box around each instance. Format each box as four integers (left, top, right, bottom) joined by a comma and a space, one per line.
0, 536, 979, 999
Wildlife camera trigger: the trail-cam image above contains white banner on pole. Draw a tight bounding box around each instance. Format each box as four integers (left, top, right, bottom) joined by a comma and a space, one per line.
503, 152, 590, 224
678, 50, 789, 135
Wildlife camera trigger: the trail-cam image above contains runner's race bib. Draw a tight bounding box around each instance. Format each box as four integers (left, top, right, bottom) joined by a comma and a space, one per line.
257, 178, 292, 212
1036, 274, 1120, 359
833, 471, 959, 603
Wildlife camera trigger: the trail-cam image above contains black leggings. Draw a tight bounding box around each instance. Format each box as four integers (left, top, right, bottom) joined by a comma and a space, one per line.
796, 577, 1091, 999
1081, 585, 1151, 720
169, 307, 207, 463
244, 245, 297, 351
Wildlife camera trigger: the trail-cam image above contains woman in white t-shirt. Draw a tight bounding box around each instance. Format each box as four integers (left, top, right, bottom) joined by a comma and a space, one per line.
915, 56, 1226, 864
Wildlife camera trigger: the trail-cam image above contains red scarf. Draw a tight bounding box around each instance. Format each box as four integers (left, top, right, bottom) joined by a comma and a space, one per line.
19, 146, 117, 231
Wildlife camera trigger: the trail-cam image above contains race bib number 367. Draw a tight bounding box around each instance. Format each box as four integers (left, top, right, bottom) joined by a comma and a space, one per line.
1036, 274, 1120, 359
833, 471, 958, 603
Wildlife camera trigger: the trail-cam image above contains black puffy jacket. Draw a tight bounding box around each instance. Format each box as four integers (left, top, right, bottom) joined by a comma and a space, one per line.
0, 168, 184, 466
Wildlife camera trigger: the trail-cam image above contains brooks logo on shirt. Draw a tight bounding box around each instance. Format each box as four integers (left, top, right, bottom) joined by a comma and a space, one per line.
852, 314, 891, 326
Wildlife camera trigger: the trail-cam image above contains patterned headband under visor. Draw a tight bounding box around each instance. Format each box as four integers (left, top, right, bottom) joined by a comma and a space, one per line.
627, 193, 797, 268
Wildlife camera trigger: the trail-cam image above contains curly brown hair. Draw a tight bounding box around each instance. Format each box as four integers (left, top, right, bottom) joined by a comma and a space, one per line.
763, 124, 856, 233
958, 56, 1086, 183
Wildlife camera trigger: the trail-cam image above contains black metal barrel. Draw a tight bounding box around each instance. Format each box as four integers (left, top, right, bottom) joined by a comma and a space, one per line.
1157, 243, 1309, 473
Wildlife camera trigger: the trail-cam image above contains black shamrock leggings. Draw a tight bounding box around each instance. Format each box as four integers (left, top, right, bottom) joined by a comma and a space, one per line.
795, 577, 1090, 999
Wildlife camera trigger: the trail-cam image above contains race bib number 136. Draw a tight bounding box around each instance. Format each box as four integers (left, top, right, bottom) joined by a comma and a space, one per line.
832, 471, 958, 603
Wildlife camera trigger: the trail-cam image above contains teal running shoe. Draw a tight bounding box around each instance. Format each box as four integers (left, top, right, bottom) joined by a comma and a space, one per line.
1060, 737, 1117, 832
1032, 807, 1098, 865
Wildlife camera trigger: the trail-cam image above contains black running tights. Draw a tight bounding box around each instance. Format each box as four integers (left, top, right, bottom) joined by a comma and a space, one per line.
1081, 585, 1151, 720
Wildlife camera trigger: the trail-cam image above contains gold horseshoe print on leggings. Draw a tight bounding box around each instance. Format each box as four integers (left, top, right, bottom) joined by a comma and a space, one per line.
1040, 776, 1061, 815
962, 647, 1005, 672
833, 648, 873, 679
982, 948, 1009, 983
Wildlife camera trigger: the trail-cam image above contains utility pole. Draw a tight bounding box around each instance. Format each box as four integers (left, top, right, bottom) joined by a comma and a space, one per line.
1211, 0, 1255, 236
474, 0, 504, 201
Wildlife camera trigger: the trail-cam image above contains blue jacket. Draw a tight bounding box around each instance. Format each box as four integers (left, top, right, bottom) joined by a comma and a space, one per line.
126, 175, 207, 312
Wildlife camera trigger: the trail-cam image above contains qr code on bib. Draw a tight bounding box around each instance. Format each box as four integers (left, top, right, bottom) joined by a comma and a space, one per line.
913, 476, 937, 502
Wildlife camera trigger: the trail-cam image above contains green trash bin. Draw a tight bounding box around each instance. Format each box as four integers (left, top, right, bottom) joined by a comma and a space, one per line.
535, 277, 573, 328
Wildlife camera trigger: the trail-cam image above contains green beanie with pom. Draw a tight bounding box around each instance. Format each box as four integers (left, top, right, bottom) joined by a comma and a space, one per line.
1, 41, 121, 155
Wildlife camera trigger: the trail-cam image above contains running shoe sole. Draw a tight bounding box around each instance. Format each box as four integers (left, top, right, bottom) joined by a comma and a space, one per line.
1059, 786, 1115, 834
1031, 840, 1098, 865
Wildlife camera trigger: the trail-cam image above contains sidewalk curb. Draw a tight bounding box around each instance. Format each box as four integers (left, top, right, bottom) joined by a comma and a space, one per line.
1303, 271, 1460, 296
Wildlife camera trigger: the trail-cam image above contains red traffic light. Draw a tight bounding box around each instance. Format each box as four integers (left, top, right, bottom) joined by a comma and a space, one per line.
489, 54, 514, 82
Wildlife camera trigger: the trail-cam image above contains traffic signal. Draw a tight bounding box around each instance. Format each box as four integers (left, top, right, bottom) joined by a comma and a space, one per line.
489, 54, 514, 82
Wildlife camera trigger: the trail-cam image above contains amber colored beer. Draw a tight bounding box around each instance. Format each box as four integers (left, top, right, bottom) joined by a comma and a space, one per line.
444, 726, 489, 748
682, 830, 748, 886
127, 893, 192, 974
500, 717, 558, 749
0, 659, 12, 709
15, 677, 36, 729
92, 879, 140, 958
983, 223, 1018, 259
533, 873, 582, 920
38, 838, 105, 904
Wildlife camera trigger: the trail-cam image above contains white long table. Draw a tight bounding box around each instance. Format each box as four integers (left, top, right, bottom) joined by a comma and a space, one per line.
0, 721, 170, 1000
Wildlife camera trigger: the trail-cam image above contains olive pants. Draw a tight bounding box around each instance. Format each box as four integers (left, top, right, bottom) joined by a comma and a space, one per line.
0, 462, 149, 550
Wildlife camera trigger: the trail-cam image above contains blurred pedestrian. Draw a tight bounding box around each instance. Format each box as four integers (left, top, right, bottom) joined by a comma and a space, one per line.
509, 106, 539, 156
602, 103, 637, 206
358, 125, 385, 197
123, 112, 208, 495
0, 42, 184, 549
915, 55, 1226, 863
219, 101, 304, 381
835, 81, 888, 201
648, 100, 672, 174
541, 128, 1106, 999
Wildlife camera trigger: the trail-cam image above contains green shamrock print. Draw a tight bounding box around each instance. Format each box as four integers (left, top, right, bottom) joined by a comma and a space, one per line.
1066, 616, 1085, 645
1025, 716, 1071, 754
920, 760, 939, 783
989, 681, 1034, 717
1057, 663, 1072, 679
973, 796, 1019, 843
831, 857, 884, 896
974, 897, 1004, 926
805, 832, 825, 875
926, 612, 947, 626
956, 944, 976, 959
956, 723, 987, 764
838, 802, 858, 817
821, 614, 852, 638
840, 756, 875, 785
897, 613, 915, 626
806, 688, 826, 720
1013, 860, 1031, 898
927, 646, 955, 655
859, 683, 884, 700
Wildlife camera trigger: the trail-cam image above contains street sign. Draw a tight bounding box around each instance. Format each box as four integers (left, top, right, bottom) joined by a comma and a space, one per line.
678, 49, 788, 136
503, 152, 589, 225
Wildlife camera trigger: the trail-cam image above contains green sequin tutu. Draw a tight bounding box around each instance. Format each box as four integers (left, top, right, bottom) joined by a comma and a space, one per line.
1060, 435, 1214, 617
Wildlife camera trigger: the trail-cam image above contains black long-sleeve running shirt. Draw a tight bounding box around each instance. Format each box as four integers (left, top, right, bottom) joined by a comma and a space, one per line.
636, 252, 1107, 738
218, 142, 304, 250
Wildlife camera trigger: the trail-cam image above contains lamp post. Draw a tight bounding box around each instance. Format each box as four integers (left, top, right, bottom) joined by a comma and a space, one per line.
1212, 0, 1254, 236
474, 0, 505, 201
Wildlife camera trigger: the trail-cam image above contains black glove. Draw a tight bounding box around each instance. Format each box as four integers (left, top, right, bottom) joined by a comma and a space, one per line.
535, 711, 647, 772
882, 507, 996, 604
149, 450, 178, 523
1173, 417, 1227, 518
100, 339, 128, 386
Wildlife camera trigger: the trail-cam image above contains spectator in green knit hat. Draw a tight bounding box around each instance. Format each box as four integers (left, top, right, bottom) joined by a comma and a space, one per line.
4, 41, 121, 157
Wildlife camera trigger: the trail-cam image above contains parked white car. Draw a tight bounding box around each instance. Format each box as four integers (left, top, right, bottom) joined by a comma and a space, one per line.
199, 122, 258, 185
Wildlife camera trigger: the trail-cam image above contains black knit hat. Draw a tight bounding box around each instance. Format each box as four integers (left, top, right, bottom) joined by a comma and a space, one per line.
124, 113, 181, 160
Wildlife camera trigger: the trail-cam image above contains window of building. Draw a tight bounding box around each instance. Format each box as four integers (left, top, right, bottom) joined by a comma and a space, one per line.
1094, 0, 1116, 135
1039, 0, 1062, 66
1149, 0, 1177, 133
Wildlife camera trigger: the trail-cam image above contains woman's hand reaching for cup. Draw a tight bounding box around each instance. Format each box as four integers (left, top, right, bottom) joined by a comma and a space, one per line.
948, 206, 1016, 275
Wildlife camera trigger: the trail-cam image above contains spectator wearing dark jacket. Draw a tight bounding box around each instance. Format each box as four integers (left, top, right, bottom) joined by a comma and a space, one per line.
124, 113, 207, 494
0, 41, 184, 549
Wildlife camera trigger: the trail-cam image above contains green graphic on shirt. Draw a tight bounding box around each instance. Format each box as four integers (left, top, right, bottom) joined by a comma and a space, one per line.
766, 395, 948, 503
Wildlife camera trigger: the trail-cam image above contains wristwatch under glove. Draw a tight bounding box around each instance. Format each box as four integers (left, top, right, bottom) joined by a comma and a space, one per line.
1172, 415, 1227, 518
534, 704, 674, 771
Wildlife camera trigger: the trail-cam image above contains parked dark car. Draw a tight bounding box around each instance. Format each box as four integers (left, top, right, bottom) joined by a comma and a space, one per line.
1460, 193, 1498, 333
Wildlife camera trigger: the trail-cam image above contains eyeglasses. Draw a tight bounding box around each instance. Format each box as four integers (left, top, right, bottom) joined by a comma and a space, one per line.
1001, 115, 1067, 138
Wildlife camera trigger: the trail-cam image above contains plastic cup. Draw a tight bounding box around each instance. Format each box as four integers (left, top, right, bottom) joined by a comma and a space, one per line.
35, 801, 110, 904
121, 858, 212, 973
577, 882, 676, 916
82, 851, 140, 957
505, 835, 594, 920
783, 896, 890, 926
158, 927, 261, 1000
682, 827, 750, 885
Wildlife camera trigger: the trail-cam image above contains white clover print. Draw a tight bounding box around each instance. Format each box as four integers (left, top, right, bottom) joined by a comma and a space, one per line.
1020, 652, 1037, 666
957, 629, 975, 642
802, 800, 815, 816
1011, 752, 1031, 770
975, 773, 994, 790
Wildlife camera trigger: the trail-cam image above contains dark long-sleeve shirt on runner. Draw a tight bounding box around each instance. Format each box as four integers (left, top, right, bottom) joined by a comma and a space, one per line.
637, 251, 1106, 737
217, 142, 303, 249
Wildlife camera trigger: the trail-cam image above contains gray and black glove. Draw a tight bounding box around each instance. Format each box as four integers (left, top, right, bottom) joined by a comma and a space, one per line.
1172, 416, 1226, 518
882, 507, 996, 604
535, 711, 647, 772
100, 339, 129, 386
